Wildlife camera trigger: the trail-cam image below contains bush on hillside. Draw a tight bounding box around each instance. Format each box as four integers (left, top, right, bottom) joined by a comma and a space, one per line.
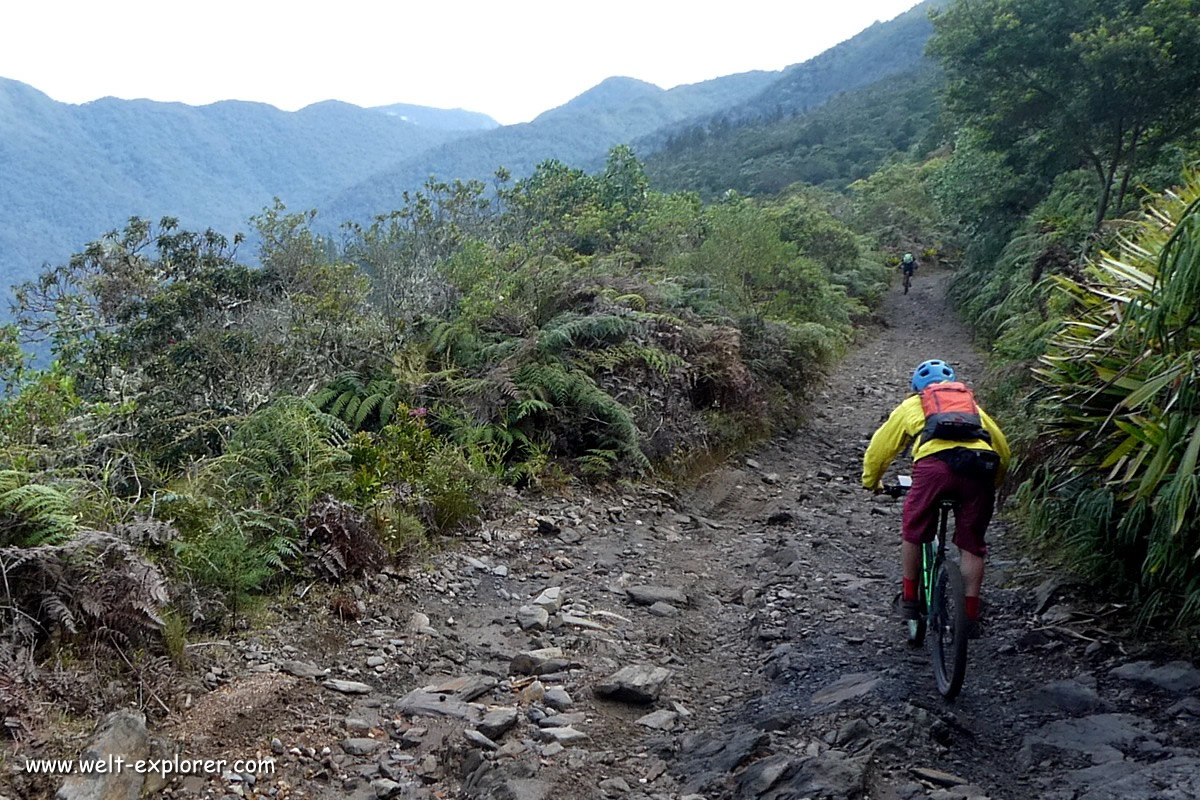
1023, 173, 1200, 626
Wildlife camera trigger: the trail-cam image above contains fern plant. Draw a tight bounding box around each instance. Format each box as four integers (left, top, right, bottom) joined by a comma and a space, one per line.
313, 373, 403, 431
0, 471, 77, 547
215, 396, 353, 515
1, 530, 169, 653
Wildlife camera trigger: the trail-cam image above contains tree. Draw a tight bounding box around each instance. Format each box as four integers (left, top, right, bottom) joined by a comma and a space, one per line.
929, 0, 1200, 230
12, 214, 377, 463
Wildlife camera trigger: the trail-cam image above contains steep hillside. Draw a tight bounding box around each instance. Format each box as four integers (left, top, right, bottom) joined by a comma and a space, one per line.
634, 0, 942, 155
0, 79, 481, 297
646, 63, 943, 196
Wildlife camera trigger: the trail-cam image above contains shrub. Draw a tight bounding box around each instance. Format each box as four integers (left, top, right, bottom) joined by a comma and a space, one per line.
1027, 172, 1200, 625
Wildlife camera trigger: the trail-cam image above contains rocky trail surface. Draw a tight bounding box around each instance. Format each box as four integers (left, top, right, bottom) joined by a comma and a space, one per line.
23, 271, 1200, 800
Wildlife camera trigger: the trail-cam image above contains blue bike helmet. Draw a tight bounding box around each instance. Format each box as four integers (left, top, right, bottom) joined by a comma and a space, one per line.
912, 359, 955, 391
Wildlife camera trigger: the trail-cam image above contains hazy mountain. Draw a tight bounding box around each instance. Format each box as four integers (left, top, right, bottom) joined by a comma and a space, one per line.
0, 80, 489, 300
320, 71, 779, 225
322, 4, 938, 223
647, 63, 944, 197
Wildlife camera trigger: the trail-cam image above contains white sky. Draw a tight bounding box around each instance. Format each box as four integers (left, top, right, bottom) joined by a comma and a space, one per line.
0, 0, 922, 125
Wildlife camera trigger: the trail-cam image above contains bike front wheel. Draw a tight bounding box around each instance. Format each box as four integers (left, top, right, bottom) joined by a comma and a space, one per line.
930, 564, 969, 699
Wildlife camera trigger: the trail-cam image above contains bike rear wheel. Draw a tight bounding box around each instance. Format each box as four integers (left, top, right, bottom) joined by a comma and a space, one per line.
930, 564, 969, 698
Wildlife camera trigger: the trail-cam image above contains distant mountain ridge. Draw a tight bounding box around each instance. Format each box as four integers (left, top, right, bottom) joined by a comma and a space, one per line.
322, 3, 939, 222
632, 0, 942, 155
0, 79, 489, 299
646, 62, 944, 196
321, 70, 781, 225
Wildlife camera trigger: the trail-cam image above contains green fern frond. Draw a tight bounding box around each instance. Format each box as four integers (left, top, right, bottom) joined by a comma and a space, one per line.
614, 293, 647, 311
577, 343, 686, 377
0, 471, 78, 547
537, 313, 640, 354
514, 398, 553, 420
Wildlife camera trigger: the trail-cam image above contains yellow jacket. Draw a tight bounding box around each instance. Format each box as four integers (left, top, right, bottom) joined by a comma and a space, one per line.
862, 394, 1010, 490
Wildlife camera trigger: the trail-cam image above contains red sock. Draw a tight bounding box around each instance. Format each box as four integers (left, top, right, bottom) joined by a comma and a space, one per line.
903, 578, 917, 602
965, 595, 981, 620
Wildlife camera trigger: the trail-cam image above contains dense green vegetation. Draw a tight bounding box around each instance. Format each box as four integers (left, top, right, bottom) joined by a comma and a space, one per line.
923, 0, 1200, 627
0, 146, 885, 665
1024, 176, 1200, 625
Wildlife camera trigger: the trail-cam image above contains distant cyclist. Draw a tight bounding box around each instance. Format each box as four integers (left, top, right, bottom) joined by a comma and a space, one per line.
861, 360, 1011, 636
897, 253, 917, 293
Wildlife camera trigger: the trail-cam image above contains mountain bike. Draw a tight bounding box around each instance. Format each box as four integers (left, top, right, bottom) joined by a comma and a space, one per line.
901, 268, 914, 294
884, 476, 970, 699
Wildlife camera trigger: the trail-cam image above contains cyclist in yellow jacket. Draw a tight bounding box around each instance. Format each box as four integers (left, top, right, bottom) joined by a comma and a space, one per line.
862, 360, 1010, 632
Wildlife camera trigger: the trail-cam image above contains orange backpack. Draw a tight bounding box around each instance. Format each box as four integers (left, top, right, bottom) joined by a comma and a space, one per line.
919, 382, 992, 445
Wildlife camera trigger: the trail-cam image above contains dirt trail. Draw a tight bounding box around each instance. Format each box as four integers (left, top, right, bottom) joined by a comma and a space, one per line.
16, 270, 1200, 800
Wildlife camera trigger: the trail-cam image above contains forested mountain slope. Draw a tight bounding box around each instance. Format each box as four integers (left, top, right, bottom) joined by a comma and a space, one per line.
1, 2, 936, 299
633, 0, 942, 156
646, 63, 942, 196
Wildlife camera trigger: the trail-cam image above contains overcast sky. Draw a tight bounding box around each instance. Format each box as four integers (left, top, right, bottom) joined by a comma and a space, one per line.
1, 0, 923, 125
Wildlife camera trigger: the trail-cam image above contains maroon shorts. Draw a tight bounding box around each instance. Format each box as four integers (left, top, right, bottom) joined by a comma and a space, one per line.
902, 454, 995, 557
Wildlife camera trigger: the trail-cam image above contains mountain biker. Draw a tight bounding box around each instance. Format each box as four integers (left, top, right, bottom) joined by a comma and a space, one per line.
900, 252, 916, 278
861, 360, 1010, 635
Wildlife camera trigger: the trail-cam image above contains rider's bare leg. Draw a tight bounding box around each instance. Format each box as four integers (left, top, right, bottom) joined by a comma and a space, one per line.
960, 550, 984, 598
902, 540, 921, 582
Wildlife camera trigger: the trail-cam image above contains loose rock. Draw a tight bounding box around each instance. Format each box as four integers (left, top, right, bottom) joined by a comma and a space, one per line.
595, 665, 672, 704
55, 710, 149, 800
341, 738, 382, 756
626, 585, 687, 606
478, 707, 519, 740
544, 687, 574, 711
1110, 661, 1200, 694
279, 660, 326, 680
636, 709, 679, 730
518, 605, 550, 631
324, 679, 373, 695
